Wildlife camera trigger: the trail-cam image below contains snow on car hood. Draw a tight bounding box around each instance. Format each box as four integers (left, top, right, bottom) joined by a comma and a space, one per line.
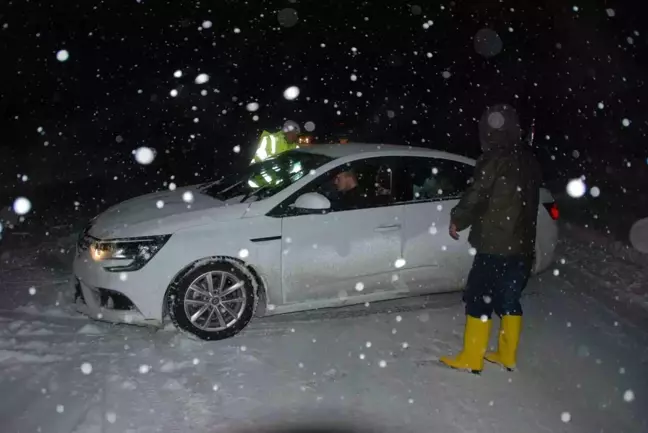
88, 184, 249, 239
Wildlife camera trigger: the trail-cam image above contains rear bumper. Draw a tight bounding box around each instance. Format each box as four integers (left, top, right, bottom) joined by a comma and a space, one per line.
74, 278, 161, 327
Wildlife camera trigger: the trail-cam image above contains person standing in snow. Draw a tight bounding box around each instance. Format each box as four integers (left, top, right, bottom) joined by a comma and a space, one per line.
250, 121, 300, 165
440, 103, 542, 374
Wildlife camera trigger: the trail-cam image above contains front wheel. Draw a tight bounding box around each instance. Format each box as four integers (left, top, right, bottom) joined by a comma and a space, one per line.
167, 259, 257, 340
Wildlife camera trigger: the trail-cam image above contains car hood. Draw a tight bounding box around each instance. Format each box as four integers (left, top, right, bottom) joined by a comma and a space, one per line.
88, 184, 250, 239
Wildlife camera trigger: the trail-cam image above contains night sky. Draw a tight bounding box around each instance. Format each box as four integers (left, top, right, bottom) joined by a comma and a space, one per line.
1, 0, 646, 210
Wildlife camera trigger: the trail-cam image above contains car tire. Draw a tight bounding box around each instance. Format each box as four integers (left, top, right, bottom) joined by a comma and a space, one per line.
167, 258, 258, 341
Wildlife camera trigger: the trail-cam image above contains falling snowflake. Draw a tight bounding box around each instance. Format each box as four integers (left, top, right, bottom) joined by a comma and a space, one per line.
355, 282, 365, 292
560, 412, 571, 423
622, 118, 631, 127
138, 364, 150, 374
28, 286, 36, 295
212, 384, 219, 391
379, 360, 387, 368
396, 315, 402, 322
233, 27, 241, 33
566, 178, 586, 198
238, 249, 249, 258
181, 191, 194, 203
597, 102, 604, 109
442, 71, 452, 79
80, 362, 93, 375
134, 146, 155, 165
304, 121, 316, 132
169, 182, 177, 191
394, 258, 406, 268
170, 89, 178, 97
606, 8, 615, 17
572, 6, 579, 12
173, 70, 182, 78
246, 102, 260, 112
278, 8, 299, 28
56, 50, 69, 62
105, 411, 117, 424
12, 197, 32, 215
480, 314, 489, 322
590, 186, 600, 197
195, 73, 210, 84
202, 20, 212, 29
402, 342, 409, 349
56, 404, 65, 413
350, 74, 357, 81
365, 341, 372, 348
623, 389, 635, 402
119, 273, 128, 281
156, 200, 164, 209
429, 226, 438, 235
283, 86, 300, 100
233, 145, 241, 153
359, 353, 366, 360
553, 269, 560, 276
468, 247, 477, 256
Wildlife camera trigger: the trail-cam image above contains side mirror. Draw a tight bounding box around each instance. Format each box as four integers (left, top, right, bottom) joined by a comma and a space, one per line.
294, 192, 331, 210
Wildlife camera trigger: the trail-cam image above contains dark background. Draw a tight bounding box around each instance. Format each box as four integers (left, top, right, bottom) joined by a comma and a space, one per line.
1, 0, 646, 240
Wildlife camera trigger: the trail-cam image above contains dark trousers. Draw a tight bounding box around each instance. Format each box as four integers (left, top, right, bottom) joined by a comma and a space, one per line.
463, 253, 533, 319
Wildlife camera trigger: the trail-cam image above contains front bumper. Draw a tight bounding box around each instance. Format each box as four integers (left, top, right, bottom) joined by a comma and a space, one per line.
74, 277, 160, 327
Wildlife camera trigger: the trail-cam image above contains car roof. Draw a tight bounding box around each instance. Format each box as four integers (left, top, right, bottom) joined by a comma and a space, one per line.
296, 142, 476, 164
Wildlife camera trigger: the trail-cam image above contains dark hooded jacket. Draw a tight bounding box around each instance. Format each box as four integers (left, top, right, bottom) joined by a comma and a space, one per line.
451, 104, 542, 256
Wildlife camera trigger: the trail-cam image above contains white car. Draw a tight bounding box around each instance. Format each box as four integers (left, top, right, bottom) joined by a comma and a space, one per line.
73, 144, 559, 340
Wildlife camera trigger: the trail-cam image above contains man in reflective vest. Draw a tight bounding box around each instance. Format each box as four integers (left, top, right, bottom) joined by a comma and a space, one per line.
250, 122, 300, 165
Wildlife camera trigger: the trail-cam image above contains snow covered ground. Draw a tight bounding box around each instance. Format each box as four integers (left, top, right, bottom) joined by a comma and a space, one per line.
1, 228, 647, 433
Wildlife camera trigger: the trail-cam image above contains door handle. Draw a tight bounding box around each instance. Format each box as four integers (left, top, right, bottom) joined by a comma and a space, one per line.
374, 224, 401, 232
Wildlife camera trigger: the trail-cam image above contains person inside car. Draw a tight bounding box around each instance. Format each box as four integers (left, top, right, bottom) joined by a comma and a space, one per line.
330, 168, 372, 210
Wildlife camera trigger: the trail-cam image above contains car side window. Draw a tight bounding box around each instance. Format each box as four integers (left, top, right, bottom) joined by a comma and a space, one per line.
400, 157, 474, 203
268, 156, 403, 216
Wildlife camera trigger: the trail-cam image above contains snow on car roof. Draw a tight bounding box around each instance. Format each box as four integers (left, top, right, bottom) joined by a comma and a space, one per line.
297, 142, 475, 164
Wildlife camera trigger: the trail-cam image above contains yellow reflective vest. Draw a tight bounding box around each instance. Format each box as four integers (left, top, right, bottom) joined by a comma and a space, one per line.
250, 130, 298, 165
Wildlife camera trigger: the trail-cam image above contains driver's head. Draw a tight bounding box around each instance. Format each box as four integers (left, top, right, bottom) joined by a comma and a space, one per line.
334, 169, 358, 192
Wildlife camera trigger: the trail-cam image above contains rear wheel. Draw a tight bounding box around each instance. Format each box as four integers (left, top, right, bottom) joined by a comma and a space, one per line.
167, 259, 257, 340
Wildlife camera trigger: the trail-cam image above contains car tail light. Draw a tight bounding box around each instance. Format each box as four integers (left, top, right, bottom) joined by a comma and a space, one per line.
544, 202, 559, 220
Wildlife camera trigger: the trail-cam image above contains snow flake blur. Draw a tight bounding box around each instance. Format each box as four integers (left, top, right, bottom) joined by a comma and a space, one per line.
134, 147, 155, 165
283, 86, 300, 100
474, 28, 503, 58
195, 73, 210, 84
394, 258, 406, 268
246, 102, 260, 112
182, 191, 194, 203
56, 49, 69, 62
278, 8, 299, 28
566, 178, 586, 198
13, 197, 32, 215
623, 389, 635, 402
80, 362, 93, 375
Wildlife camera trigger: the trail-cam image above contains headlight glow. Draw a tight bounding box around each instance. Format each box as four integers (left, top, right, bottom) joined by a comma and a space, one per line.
89, 235, 171, 272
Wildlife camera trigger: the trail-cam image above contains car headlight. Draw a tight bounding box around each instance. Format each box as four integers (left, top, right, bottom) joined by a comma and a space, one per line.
89, 235, 171, 272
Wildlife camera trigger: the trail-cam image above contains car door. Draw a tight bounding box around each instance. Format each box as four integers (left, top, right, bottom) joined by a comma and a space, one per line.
268, 156, 406, 305
399, 156, 476, 293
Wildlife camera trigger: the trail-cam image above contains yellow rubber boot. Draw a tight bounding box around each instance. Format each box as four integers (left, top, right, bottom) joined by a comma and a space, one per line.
439, 316, 491, 374
485, 315, 522, 371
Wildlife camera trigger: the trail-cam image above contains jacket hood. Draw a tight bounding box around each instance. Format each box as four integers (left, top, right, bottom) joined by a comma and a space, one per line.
479, 104, 522, 152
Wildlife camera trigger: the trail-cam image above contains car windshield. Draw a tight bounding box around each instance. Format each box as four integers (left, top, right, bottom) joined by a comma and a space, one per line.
201, 151, 333, 203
